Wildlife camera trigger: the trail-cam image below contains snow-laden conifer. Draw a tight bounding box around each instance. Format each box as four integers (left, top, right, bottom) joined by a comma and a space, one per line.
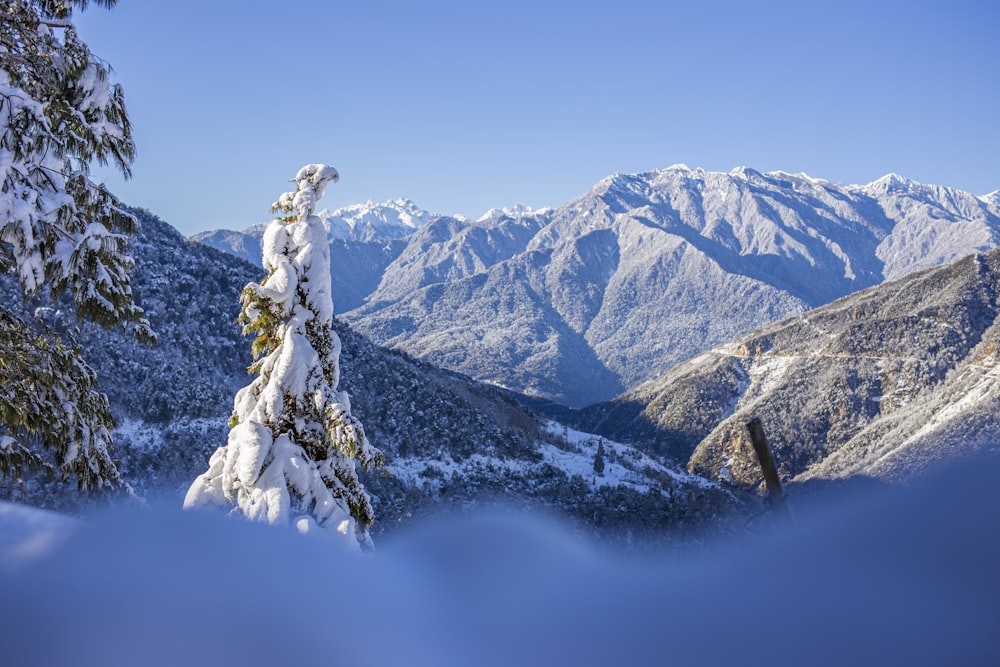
185, 164, 384, 550
0, 1, 152, 494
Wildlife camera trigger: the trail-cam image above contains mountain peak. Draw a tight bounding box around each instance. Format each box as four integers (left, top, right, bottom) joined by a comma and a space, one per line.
729, 165, 765, 181
476, 204, 549, 223
865, 173, 919, 191
317, 198, 437, 241
766, 170, 828, 186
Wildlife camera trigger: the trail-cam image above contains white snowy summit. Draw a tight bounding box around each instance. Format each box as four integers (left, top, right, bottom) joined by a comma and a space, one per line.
476, 204, 551, 223
318, 197, 437, 242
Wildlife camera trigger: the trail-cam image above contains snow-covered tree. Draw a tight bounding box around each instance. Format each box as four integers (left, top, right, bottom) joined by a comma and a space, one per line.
593, 440, 605, 477
0, 0, 152, 494
185, 164, 384, 550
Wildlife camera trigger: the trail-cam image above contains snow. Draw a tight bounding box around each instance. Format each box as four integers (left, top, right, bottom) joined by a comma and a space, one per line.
734, 352, 797, 408
475, 204, 550, 223
388, 423, 717, 496
316, 197, 437, 241
896, 360, 1000, 451
3, 453, 1000, 665
185, 165, 380, 551
766, 170, 830, 185
689, 352, 711, 365
0, 502, 77, 571
542, 422, 718, 490
867, 172, 916, 189
729, 165, 764, 180
390, 452, 532, 490
75, 63, 110, 112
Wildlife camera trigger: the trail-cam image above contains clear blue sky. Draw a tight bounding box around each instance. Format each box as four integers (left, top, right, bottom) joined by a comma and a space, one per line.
76, 0, 1000, 236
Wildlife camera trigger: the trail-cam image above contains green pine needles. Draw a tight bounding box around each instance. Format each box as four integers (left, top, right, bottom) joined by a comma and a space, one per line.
1, 0, 153, 496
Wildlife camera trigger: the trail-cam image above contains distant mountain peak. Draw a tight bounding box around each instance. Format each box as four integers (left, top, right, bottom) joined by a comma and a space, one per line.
729, 165, 765, 180
317, 196, 428, 219
766, 170, 829, 186
865, 172, 919, 192
594, 171, 651, 199
476, 204, 550, 223
316, 198, 437, 241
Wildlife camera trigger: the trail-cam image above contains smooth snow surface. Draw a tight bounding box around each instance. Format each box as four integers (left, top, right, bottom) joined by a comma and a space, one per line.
3, 454, 999, 666
0, 502, 77, 571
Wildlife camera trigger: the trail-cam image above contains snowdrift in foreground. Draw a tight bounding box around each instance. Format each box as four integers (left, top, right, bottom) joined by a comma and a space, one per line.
0, 502, 76, 570
2, 455, 999, 666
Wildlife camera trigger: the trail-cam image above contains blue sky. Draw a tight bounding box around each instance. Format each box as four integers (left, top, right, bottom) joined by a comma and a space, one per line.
76, 1, 1000, 236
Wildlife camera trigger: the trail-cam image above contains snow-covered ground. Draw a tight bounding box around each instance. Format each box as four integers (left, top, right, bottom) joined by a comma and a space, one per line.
0, 501, 77, 571
541, 422, 718, 490
2, 453, 997, 666
389, 421, 717, 495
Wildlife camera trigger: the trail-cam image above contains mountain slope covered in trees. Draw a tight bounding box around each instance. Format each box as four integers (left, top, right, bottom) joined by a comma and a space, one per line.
1, 209, 738, 546
572, 248, 1000, 489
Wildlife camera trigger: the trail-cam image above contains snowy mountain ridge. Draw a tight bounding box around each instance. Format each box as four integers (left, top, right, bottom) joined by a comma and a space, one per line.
201, 197, 437, 245
476, 204, 552, 223
342, 166, 1000, 406
317, 197, 439, 242
194, 166, 1000, 407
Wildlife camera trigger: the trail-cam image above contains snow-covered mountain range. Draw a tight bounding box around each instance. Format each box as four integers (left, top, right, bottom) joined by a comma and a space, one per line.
198, 197, 437, 249
197, 166, 1000, 407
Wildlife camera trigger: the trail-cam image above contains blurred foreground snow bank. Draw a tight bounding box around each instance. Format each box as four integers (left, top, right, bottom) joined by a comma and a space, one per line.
0, 501, 77, 570
2, 454, 999, 666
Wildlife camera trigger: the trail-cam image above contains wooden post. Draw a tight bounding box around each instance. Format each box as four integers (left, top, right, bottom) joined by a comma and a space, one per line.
746, 418, 792, 521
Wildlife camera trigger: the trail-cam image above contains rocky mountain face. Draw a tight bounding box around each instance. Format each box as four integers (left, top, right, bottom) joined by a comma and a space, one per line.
0, 209, 738, 547
196, 167, 1000, 408
572, 248, 1000, 489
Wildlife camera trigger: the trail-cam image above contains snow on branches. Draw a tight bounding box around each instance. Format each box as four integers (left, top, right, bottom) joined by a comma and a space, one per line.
0, 309, 126, 494
0, 1, 152, 339
185, 165, 384, 551
0, 1, 151, 495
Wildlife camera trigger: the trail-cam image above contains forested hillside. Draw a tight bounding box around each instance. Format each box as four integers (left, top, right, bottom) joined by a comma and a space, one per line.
573, 249, 1000, 488
2, 209, 738, 547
